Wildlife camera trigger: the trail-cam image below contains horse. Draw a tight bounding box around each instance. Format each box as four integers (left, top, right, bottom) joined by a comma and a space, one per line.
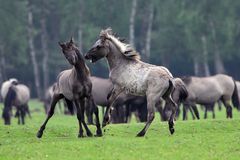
36, 38, 102, 138
236, 81, 240, 104
161, 78, 189, 121
85, 28, 177, 136
1, 78, 30, 125
181, 74, 239, 119
43, 83, 75, 115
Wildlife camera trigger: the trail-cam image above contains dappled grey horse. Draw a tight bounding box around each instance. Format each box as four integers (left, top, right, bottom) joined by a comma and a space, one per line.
37, 38, 102, 138
181, 74, 239, 119
85, 28, 177, 136
1, 78, 30, 125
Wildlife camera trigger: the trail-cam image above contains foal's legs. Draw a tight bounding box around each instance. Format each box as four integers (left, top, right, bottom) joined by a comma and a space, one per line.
89, 97, 102, 136
79, 98, 92, 137
74, 100, 84, 137
37, 94, 63, 138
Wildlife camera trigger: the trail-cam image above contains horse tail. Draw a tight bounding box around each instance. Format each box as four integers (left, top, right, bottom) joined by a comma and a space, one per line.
177, 83, 188, 102
232, 79, 240, 110
163, 79, 174, 99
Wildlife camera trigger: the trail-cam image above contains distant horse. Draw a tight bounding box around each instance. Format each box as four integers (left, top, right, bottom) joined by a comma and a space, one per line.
236, 81, 240, 104
43, 83, 74, 115
1, 78, 30, 125
37, 38, 102, 138
161, 78, 189, 121
181, 74, 239, 119
85, 28, 177, 136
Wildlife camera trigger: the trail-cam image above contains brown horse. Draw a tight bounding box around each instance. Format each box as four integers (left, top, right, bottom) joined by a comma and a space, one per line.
37, 38, 102, 138
181, 74, 239, 119
85, 28, 177, 136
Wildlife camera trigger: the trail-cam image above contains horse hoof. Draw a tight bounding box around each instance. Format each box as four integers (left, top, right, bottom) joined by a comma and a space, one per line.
87, 132, 93, 137
36, 131, 43, 138
136, 132, 145, 137
94, 133, 103, 137
169, 128, 175, 135
78, 134, 84, 138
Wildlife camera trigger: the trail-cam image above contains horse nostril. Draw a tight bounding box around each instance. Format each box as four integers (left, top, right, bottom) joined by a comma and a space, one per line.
84, 55, 89, 59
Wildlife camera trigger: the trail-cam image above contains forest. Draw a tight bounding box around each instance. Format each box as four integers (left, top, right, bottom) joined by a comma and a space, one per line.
1, 0, 240, 98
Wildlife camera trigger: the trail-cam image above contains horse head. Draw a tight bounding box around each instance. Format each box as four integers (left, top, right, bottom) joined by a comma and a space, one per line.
58, 38, 82, 65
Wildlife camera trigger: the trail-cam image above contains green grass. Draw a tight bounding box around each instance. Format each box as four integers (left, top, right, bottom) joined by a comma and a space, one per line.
0, 100, 240, 160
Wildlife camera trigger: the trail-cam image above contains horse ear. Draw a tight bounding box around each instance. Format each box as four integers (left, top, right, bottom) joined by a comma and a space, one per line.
70, 37, 74, 44
58, 42, 65, 49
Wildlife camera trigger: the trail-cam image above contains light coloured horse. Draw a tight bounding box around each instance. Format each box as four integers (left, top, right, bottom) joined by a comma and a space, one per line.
181, 74, 239, 119
37, 38, 102, 138
1, 78, 30, 125
85, 28, 177, 136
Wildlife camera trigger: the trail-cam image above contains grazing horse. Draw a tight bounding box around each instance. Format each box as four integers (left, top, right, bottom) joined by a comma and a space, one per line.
236, 81, 240, 104
85, 28, 177, 136
181, 74, 239, 119
1, 78, 30, 125
36, 38, 102, 138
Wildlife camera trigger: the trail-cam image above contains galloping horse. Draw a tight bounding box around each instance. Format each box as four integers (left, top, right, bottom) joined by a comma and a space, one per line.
181, 74, 239, 119
37, 38, 102, 138
85, 28, 177, 136
1, 78, 30, 125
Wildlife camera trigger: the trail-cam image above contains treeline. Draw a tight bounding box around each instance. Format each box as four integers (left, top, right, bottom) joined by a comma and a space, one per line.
0, 0, 240, 98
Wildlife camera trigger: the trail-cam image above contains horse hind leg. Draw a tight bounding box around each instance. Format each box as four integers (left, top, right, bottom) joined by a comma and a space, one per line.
165, 96, 177, 135
36, 94, 63, 138
222, 99, 233, 118
89, 96, 102, 136
19, 106, 26, 125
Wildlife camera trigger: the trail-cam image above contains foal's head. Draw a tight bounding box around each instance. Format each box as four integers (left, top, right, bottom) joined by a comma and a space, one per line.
59, 38, 82, 65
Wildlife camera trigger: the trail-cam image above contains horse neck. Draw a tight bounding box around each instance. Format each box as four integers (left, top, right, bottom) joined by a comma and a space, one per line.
106, 41, 129, 70
73, 50, 90, 80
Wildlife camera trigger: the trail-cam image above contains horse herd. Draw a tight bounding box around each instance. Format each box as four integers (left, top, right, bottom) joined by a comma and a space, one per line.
1, 28, 239, 138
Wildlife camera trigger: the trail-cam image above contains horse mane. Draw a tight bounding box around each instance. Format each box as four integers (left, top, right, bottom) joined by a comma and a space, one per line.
99, 28, 141, 61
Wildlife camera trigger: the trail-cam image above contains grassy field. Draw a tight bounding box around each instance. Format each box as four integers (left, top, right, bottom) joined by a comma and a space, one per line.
0, 100, 240, 160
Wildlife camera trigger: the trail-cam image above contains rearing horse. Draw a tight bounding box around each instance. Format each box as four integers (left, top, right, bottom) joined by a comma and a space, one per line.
85, 28, 177, 137
37, 38, 102, 138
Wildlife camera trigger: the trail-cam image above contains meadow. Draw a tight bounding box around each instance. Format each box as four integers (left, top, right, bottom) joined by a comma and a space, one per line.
0, 100, 240, 160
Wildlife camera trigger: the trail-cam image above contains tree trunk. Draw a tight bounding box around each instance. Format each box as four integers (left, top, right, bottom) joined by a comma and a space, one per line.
210, 20, 226, 74
144, 4, 154, 62
201, 35, 210, 76
78, 0, 83, 51
41, 8, 49, 94
27, 1, 41, 99
129, 0, 137, 47
193, 56, 200, 76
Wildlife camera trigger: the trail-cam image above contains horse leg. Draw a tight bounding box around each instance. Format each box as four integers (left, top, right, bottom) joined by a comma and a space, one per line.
191, 105, 200, 119
102, 88, 123, 127
166, 96, 177, 135
212, 105, 215, 119
90, 97, 102, 136
85, 100, 94, 125
36, 94, 63, 138
74, 100, 84, 137
155, 100, 164, 121
20, 106, 25, 125
204, 106, 207, 119
16, 108, 21, 125
136, 93, 156, 137
25, 104, 31, 119
222, 99, 233, 118
183, 104, 188, 120
80, 98, 93, 137
188, 106, 195, 120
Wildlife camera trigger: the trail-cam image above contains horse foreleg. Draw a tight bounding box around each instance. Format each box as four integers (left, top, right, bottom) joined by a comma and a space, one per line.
20, 106, 25, 125
80, 99, 92, 137
102, 88, 123, 127
74, 100, 84, 138
25, 104, 31, 119
222, 99, 233, 118
36, 94, 63, 138
204, 106, 207, 119
182, 104, 188, 120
